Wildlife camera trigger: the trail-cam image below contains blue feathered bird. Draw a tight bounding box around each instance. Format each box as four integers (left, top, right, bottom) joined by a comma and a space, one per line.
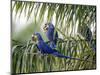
32, 32, 91, 61
85, 26, 92, 43
85, 26, 96, 51
43, 23, 58, 49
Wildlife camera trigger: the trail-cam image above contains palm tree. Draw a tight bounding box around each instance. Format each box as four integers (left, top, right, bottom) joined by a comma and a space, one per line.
11, 1, 96, 74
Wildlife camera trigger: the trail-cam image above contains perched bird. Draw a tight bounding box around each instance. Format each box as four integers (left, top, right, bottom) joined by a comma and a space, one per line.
43, 23, 58, 49
85, 26, 92, 43
85, 26, 96, 51
32, 32, 90, 61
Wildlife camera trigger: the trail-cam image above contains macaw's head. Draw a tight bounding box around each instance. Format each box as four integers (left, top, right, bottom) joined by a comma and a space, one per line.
43, 23, 54, 32
32, 32, 43, 43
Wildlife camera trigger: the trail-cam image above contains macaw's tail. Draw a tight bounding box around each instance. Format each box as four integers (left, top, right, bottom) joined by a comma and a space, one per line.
52, 52, 92, 62
52, 52, 80, 60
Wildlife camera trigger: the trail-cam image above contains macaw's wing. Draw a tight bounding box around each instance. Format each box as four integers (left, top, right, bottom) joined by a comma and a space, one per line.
46, 27, 54, 41
49, 31, 58, 49
37, 40, 57, 54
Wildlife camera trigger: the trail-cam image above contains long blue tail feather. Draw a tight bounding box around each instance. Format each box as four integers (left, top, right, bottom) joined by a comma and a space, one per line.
52, 52, 93, 62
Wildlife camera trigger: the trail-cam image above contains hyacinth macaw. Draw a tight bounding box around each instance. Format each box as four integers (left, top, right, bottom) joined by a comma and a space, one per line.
85, 26, 96, 51
32, 32, 90, 61
43, 23, 58, 49
85, 26, 92, 43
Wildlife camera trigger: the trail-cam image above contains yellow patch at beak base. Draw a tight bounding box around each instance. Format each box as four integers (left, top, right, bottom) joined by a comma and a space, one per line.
32, 35, 38, 42
43, 25, 48, 32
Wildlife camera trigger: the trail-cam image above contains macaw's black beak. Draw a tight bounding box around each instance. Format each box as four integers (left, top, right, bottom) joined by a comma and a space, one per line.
43, 23, 49, 31
32, 34, 37, 42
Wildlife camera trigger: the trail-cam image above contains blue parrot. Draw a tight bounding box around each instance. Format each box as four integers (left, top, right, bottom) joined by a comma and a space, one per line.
43, 23, 58, 49
85, 26, 96, 51
32, 32, 91, 61
85, 26, 92, 43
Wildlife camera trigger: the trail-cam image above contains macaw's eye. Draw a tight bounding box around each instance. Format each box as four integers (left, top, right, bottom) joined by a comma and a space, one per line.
32, 34, 38, 42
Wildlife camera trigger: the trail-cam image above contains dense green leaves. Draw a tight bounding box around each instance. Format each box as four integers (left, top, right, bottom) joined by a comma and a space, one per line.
12, 1, 96, 74
12, 39, 96, 74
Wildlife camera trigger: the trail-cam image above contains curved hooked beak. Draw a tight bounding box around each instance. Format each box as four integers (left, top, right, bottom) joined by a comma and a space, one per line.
32, 34, 38, 42
43, 23, 49, 32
